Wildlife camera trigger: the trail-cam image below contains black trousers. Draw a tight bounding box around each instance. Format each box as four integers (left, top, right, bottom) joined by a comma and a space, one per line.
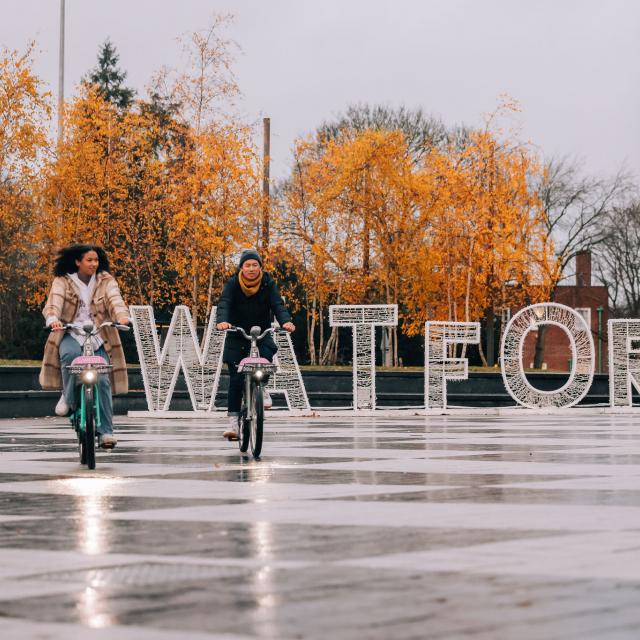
226, 348, 274, 415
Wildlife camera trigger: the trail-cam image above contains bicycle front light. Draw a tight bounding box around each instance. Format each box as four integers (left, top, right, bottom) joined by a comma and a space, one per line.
80, 368, 98, 385
253, 369, 264, 381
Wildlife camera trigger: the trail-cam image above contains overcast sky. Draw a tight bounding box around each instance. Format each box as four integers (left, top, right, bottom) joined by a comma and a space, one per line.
3, 0, 639, 181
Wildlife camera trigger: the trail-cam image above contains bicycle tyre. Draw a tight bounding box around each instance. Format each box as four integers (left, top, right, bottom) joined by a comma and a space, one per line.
250, 384, 264, 459
74, 411, 85, 465
238, 409, 250, 453
84, 387, 96, 470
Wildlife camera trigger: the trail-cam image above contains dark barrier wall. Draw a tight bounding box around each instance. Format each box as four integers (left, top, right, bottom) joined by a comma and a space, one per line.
0, 366, 622, 418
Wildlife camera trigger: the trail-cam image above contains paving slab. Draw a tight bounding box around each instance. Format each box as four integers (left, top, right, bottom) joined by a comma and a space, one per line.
0, 412, 639, 639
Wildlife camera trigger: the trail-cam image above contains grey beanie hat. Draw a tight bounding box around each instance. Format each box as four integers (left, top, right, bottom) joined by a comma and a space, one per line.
238, 249, 263, 269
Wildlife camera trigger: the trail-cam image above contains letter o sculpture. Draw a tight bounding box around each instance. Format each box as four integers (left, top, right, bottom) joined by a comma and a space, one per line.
501, 303, 595, 409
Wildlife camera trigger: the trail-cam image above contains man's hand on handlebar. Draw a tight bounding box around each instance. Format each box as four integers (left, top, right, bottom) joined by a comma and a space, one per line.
282, 322, 295, 332
217, 322, 232, 331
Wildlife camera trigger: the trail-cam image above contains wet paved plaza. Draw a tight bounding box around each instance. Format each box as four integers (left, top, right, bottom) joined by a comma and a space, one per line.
0, 411, 639, 639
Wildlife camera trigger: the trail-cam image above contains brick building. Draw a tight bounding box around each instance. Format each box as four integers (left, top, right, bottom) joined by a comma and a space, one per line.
520, 251, 609, 372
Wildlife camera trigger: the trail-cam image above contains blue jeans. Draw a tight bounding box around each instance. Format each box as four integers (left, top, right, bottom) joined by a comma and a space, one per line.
59, 334, 113, 435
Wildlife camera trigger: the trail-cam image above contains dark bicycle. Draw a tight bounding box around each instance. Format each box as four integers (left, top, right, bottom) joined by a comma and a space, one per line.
228, 326, 281, 459
53, 321, 129, 469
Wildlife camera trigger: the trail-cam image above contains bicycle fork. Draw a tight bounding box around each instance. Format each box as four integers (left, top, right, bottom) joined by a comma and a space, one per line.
77, 384, 102, 434
244, 375, 253, 421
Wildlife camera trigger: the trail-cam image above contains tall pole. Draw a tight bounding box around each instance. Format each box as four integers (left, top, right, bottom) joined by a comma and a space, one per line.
55, 0, 66, 237
262, 117, 270, 250
57, 0, 65, 143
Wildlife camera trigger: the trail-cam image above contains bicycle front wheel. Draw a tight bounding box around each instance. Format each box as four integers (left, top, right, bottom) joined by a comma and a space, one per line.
72, 409, 85, 465
250, 384, 264, 459
238, 409, 250, 453
83, 387, 96, 470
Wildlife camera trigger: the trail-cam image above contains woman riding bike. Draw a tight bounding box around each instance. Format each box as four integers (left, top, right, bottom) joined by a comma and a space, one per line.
216, 249, 295, 440
39, 244, 130, 449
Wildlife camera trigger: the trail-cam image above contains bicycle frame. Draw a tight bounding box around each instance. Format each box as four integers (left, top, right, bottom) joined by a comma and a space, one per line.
230, 325, 280, 457
52, 320, 129, 467
65, 323, 114, 410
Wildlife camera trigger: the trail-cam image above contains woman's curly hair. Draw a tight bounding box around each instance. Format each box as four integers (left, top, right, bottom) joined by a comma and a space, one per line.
53, 244, 110, 277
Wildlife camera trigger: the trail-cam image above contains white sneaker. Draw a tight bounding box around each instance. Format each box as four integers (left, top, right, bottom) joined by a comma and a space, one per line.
263, 390, 273, 409
55, 394, 69, 416
99, 433, 117, 449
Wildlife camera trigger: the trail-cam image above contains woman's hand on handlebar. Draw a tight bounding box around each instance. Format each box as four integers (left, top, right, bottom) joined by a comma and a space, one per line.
282, 322, 295, 333
116, 316, 130, 326
217, 322, 232, 331
50, 320, 65, 331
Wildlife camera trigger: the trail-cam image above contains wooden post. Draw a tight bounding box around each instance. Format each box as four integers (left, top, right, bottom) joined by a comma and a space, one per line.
486, 307, 495, 367
262, 117, 270, 250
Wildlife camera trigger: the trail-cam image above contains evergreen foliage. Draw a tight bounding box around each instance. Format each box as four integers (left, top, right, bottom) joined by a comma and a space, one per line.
86, 39, 135, 109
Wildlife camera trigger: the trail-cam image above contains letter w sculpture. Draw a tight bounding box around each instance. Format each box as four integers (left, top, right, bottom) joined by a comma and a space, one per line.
129, 305, 225, 412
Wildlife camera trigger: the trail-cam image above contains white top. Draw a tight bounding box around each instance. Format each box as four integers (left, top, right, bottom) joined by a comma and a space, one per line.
46, 273, 103, 350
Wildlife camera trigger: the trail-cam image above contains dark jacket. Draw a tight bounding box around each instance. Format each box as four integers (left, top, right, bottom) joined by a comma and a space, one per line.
217, 272, 291, 364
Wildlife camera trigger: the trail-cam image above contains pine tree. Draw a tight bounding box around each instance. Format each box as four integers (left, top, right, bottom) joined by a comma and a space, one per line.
86, 39, 135, 109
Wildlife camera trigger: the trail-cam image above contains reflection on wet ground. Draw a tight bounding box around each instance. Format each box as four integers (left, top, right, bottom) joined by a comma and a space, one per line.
0, 412, 639, 639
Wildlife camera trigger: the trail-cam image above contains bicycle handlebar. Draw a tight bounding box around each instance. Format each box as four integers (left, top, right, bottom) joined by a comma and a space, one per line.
47, 321, 130, 334
227, 326, 285, 341
102, 321, 131, 332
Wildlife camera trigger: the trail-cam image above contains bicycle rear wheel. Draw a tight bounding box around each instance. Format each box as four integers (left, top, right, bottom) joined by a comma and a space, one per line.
83, 387, 96, 470
250, 384, 264, 459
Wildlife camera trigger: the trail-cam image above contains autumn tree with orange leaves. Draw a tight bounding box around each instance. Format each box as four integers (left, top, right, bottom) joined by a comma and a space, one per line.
168, 123, 263, 323
0, 45, 51, 349
279, 121, 556, 365
36, 85, 188, 310
34, 19, 262, 325
403, 129, 556, 364
0, 34, 561, 366
278, 129, 420, 364
156, 16, 261, 322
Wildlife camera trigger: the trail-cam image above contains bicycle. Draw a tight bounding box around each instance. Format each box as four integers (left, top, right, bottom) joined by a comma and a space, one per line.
53, 321, 129, 469
228, 326, 281, 459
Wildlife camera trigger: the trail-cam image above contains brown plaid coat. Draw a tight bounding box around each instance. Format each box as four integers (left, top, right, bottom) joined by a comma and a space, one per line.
39, 272, 129, 395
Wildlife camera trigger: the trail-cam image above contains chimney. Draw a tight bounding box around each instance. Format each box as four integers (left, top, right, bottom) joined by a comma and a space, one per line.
575, 250, 591, 287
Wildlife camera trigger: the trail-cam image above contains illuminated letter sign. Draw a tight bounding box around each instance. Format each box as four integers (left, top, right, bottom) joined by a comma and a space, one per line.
425, 322, 480, 410
129, 305, 225, 412
501, 303, 594, 409
329, 305, 398, 411
265, 321, 311, 412
608, 319, 640, 407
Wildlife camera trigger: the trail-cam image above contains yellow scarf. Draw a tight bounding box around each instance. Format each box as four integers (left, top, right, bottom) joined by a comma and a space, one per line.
239, 270, 263, 296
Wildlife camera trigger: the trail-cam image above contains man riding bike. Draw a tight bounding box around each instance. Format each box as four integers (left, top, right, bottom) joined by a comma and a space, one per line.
215, 249, 295, 440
